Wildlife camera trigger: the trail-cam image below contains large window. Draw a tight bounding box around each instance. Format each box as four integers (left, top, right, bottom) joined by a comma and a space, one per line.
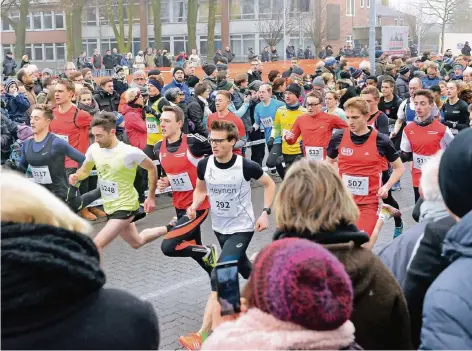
171, 0, 187, 23
83, 6, 98, 25
24, 45, 33, 60
147, 0, 170, 23
34, 44, 43, 60
197, 0, 221, 22
360, 0, 364, 8
2, 13, 19, 31
149, 37, 171, 52
56, 44, 66, 60
229, 0, 255, 20
346, 0, 355, 15
199, 35, 222, 59
174, 36, 187, 54
230, 34, 256, 62
55, 12, 64, 28
100, 38, 118, 54
45, 44, 54, 60
43, 11, 53, 29
32, 12, 42, 30
83, 38, 98, 56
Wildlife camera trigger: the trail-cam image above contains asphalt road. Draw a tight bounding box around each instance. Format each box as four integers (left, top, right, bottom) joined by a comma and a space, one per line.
91, 169, 416, 350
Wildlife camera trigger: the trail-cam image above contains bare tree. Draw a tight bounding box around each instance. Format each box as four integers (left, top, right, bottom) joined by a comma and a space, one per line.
58, 0, 87, 61
187, 0, 198, 53
256, 2, 296, 49
403, 3, 435, 47
101, 0, 136, 53
1, 0, 30, 58
150, 0, 162, 50
207, 0, 217, 59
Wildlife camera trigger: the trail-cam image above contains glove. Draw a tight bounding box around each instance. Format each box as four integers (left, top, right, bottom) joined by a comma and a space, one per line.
267, 137, 274, 149
143, 105, 153, 114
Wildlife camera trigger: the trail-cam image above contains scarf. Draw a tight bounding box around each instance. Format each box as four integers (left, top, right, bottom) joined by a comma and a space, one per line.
198, 95, 212, 118
286, 102, 300, 111
77, 99, 99, 117
414, 114, 434, 126
148, 94, 161, 104
202, 308, 356, 350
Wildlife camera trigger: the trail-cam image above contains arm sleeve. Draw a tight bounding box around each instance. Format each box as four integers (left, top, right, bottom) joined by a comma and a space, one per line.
376, 114, 390, 135
326, 129, 344, 159
19, 141, 28, 171
285, 118, 301, 145
124, 147, 147, 168
84, 146, 96, 164
397, 100, 407, 121
254, 105, 261, 126
197, 157, 209, 180
271, 110, 282, 139
331, 115, 348, 129
126, 114, 147, 133
242, 158, 264, 181
457, 102, 470, 130
55, 139, 86, 164
188, 134, 212, 158
187, 102, 207, 136
377, 134, 400, 162
76, 111, 93, 128
441, 128, 455, 149
15, 94, 30, 112
400, 130, 411, 152
228, 102, 249, 118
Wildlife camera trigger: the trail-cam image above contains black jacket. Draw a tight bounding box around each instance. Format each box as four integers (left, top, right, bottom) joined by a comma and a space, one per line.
461, 44, 471, 56
186, 95, 208, 137
162, 55, 171, 67
247, 70, 262, 84
1, 112, 17, 164
113, 78, 129, 97
1, 222, 160, 350
93, 87, 120, 112
2, 56, 17, 76
102, 54, 114, 70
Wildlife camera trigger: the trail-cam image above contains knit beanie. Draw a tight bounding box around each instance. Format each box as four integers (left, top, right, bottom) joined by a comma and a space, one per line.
148, 69, 161, 76
248, 80, 263, 92
285, 83, 301, 98
202, 64, 217, 76
438, 128, 472, 218
454, 64, 464, 71
216, 63, 228, 72
187, 75, 200, 88
147, 78, 163, 92
5, 79, 18, 93
173, 66, 184, 76
41, 68, 53, 76
325, 57, 337, 67
340, 71, 351, 79
351, 69, 362, 79
251, 238, 353, 331
312, 76, 325, 88
399, 65, 410, 75
217, 79, 233, 91
292, 66, 304, 76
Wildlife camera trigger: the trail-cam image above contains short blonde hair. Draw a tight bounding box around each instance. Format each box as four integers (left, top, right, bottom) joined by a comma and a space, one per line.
124, 87, 141, 103
343, 97, 370, 115
275, 159, 359, 233
1, 170, 91, 234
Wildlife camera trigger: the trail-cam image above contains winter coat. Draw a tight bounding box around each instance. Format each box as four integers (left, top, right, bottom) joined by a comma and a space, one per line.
120, 56, 131, 68
420, 210, 472, 350
318, 50, 327, 59
2, 56, 17, 76
232, 89, 251, 132
1, 222, 160, 350
202, 308, 359, 350
260, 51, 270, 62
421, 76, 441, 89
112, 53, 121, 67
122, 104, 147, 149
93, 87, 120, 112
84, 80, 96, 94
461, 43, 471, 56
186, 95, 209, 137
270, 49, 279, 61
92, 54, 102, 69
33, 79, 42, 96
145, 54, 155, 68
1, 112, 17, 163
77, 56, 89, 70
102, 54, 114, 70
20, 59, 30, 68
154, 54, 163, 67
222, 50, 235, 63
203, 77, 218, 91
112, 77, 129, 97
213, 52, 226, 64
247, 70, 262, 84
274, 225, 412, 350
2, 93, 30, 124
396, 75, 410, 100
161, 79, 190, 103
162, 54, 171, 67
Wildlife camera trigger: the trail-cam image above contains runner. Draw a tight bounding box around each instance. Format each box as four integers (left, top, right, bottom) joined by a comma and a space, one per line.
20, 104, 100, 212
378, 77, 403, 135
206, 90, 246, 155
69, 112, 167, 256
442, 80, 469, 136
284, 90, 347, 161
254, 83, 285, 177
390, 78, 423, 140
268, 83, 307, 168
327, 97, 404, 245
178, 119, 276, 350
362, 86, 404, 237
400, 90, 454, 202
143, 106, 218, 275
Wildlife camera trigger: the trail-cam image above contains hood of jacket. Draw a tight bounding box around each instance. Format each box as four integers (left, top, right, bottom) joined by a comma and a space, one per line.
420, 199, 450, 223
121, 103, 143, 116
442, 210, 472, 261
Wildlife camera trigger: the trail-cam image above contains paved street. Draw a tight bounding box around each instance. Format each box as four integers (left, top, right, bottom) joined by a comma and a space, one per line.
91, 170, 416, 350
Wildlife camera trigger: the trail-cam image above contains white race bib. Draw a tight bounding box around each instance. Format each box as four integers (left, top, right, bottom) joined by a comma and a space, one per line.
210, 198, 235, 217
99, 179, 119, 199
54, 134, 69, 143
30, 165, 52, 184
305, 146, 323, 161
260, 117, 273, 128
147, 121, 159, 134
342, 174, 369, 196
413, 153, 431, 170
168, 172, 194, 192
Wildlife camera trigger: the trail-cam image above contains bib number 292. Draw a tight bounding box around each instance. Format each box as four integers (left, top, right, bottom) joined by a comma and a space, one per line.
216, 201, 230, 209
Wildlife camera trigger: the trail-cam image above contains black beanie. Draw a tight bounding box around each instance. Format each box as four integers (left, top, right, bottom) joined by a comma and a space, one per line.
340, 71, 351, 79
173, 66, 184, 76
148, 69, 161, 76
187, 75, 200, 88
285, 83, 301, 98
438, 128, 472, 218
202, 64, 217, 76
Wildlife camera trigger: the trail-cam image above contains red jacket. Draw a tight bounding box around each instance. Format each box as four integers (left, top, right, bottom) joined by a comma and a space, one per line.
122, 104, 147, 149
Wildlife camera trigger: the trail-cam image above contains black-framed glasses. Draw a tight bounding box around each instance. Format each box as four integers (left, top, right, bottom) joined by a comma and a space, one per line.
306, 102, 322, 107
208, 137, 228, 145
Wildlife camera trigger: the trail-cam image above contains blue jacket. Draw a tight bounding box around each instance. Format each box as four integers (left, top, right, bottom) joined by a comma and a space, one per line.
420, 210, 472, 350
161, 79, 190, 103
421, 76, 441, 89
2, 93, 30, 124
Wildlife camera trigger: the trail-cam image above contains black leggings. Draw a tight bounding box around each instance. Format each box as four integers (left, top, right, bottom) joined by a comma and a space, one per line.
161, 208, 211, 275
413, 187, 420, 203
382, 169, 402, 226
210, 231, 254, 291
266, 143, 285, 179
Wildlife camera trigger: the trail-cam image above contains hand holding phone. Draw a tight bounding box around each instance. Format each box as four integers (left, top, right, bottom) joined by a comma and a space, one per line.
215, 261, 241, 316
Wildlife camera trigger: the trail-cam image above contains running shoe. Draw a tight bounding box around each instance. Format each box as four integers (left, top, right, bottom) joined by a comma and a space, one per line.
202, 244, 218, 269
394, 221, 404, 239
79, 208, 97, 221
391, 181, 401, 191
88, 207, 107, 218
178, 332, 204, 350
379, 204, 402, 222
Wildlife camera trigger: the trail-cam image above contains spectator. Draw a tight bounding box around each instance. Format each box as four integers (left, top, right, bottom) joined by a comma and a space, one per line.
112, 48, 121, 67
175, 51, 188, 67
203, 238, 359, 350
222, 46, 235, 63
161, 67, 190, 103
102, 49, 114, 75
326, 45, 334, 57
122, 88, 146, 150
421, 129, 472, 350
268, 70, 280, 84
0, 104, 17, 164
92, 48, 102, 77
202, 64, 218, 92
77, 51, 89, 70
120, 53, 131, 68
377, 64, 398, 93
36, 77, 56, 105
24, 64, 42, 95
247, 59, 263, 84
304, 45, 313, 59
318, 46, 327, 59
153, 50, 163, 67
270, 46, 279, 62
360, 45, 368, 57
112, 66, 129, 97
20, 54, 30, 68
422, 63, 441, 89
16, 68, 37, 118
213, 49, 226, 65
81, 68, 96, 94
183, 61, 196, 82
93, 77, 120, 112
286, 44, 296, 60
187, 75, 200, 96
0, 170, 160, 350
161, 50, 171, 67
60, 62, 77, 79
188, 49, 201, 66
396, 65, 410, 100
41, 68, 53, 80
164, 88, 188, 133
272, 159, 412, 350
129, 70, 148, 99
186, 82, 210, 136
260, 46, 270, 62
272, 77, 286, 101
77, 88, 100, 120
2, 79, 30, 124
2, 51, 17, 79
232, 73, 252, 133
461, 41, 471, 56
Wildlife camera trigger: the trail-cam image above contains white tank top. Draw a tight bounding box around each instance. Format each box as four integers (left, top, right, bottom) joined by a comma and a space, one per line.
204, 155, 255, 234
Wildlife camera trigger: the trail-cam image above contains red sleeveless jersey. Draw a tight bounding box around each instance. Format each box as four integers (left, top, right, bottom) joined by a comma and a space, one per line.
338, 129, 383, 205
403, 120, 447, 187
368, 111, 389, 171
160, 134, 209, 210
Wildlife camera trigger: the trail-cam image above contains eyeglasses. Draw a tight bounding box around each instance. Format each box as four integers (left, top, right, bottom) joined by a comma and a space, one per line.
306, 102, 321, 107
208, 138, 228, 145
135, 77, 146, 81
178, 92, 185, 96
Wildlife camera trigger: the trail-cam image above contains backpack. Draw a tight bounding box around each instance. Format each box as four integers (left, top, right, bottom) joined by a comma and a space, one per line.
208, 91, 217, 113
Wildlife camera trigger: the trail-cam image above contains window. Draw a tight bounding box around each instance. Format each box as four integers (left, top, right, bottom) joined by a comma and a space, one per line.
161, 0, 170, 22
83, 6, 97, 25
2, 18, 10, 31
100, 38, 118, 54
399, 18, 404, 25
32, 12, 42, 30
3, 13, 19, 31
171, 0, 187, 23
230, 34, 255, 62
24, 45, 33, 60
45, 44, 54, 60
299, 0, 310, 12
394, 18, 398, 25
43, 11, 53, 29
360, 0, 364, 8
55, 12, 64, 29
346, 0, 355, 15
25, 14, 31, 30
199, 35, 221, 58
346, 35, 353, 45
229, 0, 255, 20
34, 44, 43, 61
56, 44, 66, 60
367, 0, 371, 7
83, 38, 98, 56
197, 0, 221, 22
173, 36, 187, 54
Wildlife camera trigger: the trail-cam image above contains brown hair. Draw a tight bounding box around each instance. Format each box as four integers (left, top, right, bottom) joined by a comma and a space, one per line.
306, 90, 322, 102
210, 119, 239, 142
361, 86, 380, 98
268, 70, 280, 82
194, 82, 209, 96
81, 68, 92, 77
215, 90, 232, 101
99, 77, 113, 87
343, 97, 370, 115
91, 111, 117, 131
33, 104, 54, 120
77, 88, 92, 101
275, 159, 359, 233
234, 73, 248, 86
56, 78, 75, 92
325, 90, 340, 100
272, 77, 285, 91
321, 72, 333, 84
216, 70, 227, 83
69, 71, 83, 81
162, 105, 184, 123
381, 77, 395, 88
414, 89, 435, 104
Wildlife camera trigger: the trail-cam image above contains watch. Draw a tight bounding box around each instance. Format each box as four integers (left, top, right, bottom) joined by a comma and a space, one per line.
262, 207, 272, 215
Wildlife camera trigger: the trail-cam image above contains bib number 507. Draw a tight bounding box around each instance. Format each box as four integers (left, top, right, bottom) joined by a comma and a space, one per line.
347, 179, 364, 187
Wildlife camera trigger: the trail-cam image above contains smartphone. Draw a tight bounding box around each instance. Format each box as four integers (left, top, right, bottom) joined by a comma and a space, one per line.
215, 260, 241, 316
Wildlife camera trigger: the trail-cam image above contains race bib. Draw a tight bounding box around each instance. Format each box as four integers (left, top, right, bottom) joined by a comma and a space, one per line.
168, 172, 193, 192
30, 165, 52, 184
305, 146, 323, 161
413, 153, 430, 170
282, 129, 291, 138
342, 174, 369, 196
211, 198, 235, 217
260, 117, 273, 128
99, 179, 119, 199
388, 124, 395, 133
54, 134, 69, 143
147, 121, 159, 134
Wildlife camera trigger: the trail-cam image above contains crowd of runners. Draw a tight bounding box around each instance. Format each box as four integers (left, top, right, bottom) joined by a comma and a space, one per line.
1, 48, 472, 350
